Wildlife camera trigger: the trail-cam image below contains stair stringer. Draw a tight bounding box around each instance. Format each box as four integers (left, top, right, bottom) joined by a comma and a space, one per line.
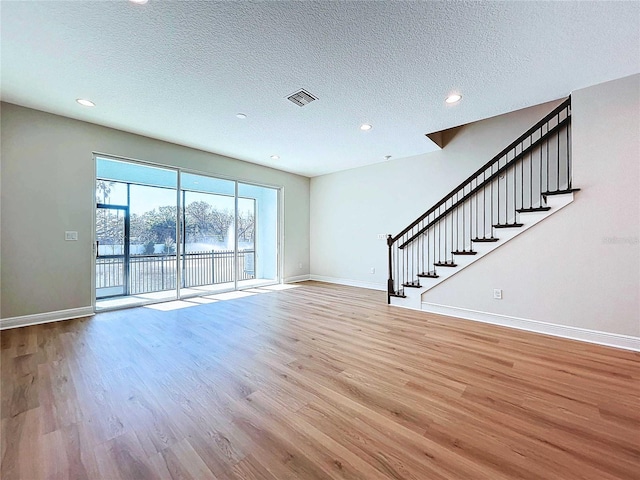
390, 192, 575, 310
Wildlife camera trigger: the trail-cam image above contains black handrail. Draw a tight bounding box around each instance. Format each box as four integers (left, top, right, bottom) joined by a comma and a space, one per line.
391, 97, 570, 243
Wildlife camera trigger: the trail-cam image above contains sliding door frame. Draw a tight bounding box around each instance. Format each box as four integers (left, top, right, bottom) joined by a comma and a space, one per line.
95, 203, 130, 298
92, 152, 283, 312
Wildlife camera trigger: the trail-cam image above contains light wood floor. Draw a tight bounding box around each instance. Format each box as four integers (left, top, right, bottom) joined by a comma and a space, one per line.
2, 282, 639, 480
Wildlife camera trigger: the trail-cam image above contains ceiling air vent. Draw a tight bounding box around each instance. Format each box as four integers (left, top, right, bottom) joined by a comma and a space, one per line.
287, 89, 318, 107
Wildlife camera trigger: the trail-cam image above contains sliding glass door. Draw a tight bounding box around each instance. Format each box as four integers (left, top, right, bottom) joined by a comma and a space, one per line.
95, 158, 179, 310
237, 182, 278, 289
95, 156, 280, 310
180, 173, 237, 296
95, 204, 128, 298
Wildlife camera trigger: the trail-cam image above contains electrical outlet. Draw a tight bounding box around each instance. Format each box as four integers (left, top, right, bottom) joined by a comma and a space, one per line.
65, 231, 78, 241
298, 262, 303, 269
493, 289, 502, 300
377, 233, 386, 240
370, 267, 375, 274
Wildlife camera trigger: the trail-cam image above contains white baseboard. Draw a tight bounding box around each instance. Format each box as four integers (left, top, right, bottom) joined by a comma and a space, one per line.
309, 275, 386, 292
284, 274, 311, 283
0, 306, 94, 330
420, 302, 640, 352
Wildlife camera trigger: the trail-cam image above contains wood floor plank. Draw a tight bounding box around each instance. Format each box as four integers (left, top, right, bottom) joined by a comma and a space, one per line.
1, 281, 639, 479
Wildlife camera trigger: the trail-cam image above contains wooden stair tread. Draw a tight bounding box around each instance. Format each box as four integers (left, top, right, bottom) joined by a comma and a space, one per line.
417, 271, 439, 278
542, 188, 580, 196
493, 223, 524, 228
517, 206, 551, 213
433, 262, 457, 267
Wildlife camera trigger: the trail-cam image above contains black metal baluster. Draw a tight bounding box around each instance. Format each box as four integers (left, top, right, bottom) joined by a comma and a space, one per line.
546, 135, 549, 195
427, 228, 430, 274
452, 197, 455, 254
454, 194, 458, 252
421, 228, 425, 274
400, 243, 404, 291
557, 113, 561, 192
444, 207, 447, 263
405, 229, 414, 282
567, 120, 571, 189
539, 127, 543, 205
489, 165, 500, 232
513, 149, 517, 220
419, 224, 422, 278
529, 149, 533, 209
475, 179, 478, 239
404, 240, 407, 288
433, 225, 436, 272
521, 149, 525, 210
415, 227, 419, 282
504, 155, 508, 225
463, 191, 466, 248
497, 159, 501, 226
412, 227, 416, 282
468, 185, 472, 240
483, 170, 487, 238
439, 210, 442, 263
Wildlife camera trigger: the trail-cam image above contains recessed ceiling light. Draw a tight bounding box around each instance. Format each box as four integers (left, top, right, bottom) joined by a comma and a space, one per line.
76, 98, 95, 107
445, 93, 462, 104
270, 155, 280, 160
236, 113, 247, 119
360, 123, 373, 131
129, 0, 149, 4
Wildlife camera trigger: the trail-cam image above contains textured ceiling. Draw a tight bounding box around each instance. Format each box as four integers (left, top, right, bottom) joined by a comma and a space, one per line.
1, 1, 639, 177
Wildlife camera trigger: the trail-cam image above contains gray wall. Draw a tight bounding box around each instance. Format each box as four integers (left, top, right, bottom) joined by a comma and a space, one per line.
311, 74, 639, 337
0, 103, 310, 318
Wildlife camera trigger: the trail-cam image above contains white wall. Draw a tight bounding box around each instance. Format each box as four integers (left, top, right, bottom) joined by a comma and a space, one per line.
0, 103, 310, 318
311, 74, 639, 337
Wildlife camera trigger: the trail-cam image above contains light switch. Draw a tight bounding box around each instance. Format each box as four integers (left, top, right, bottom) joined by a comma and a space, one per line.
65, 231, 78, 241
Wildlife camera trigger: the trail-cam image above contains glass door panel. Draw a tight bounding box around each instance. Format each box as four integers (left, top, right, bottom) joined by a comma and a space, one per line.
237, 197, 256, 284
237, 183, 279, 289
95, 205, 128, 298
129, 184, 179, 296
180, 173, 236, 296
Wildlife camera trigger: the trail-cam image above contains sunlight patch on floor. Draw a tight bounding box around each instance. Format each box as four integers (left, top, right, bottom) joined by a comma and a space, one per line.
144, 300, 196, 311
260, 284, 300, 291
185, 297, 219, 304
205, 290, 258, 301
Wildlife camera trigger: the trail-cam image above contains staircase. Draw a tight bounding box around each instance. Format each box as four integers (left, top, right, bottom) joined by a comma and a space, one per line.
387, 98, 578, 309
